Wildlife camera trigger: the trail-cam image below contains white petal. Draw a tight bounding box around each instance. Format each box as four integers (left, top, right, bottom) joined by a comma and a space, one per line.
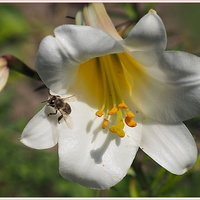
57, 101, 142, 189
36, 25, 124, 95
0, 65, 9, 92
140, 118, 197, 175
20, 106, 58, 149
130, 50, 200, 123
123, 9, 167, 51
82, 3, 122, 40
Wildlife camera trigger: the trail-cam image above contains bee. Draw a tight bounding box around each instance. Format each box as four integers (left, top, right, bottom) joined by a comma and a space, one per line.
42, 93, 75, 128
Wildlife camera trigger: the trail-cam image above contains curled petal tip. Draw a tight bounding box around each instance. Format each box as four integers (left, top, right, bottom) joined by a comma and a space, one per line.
0, 57, 7, 68
149, 9, 157, 14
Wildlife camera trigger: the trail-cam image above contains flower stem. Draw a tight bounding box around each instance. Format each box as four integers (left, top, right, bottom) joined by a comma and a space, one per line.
131, 159, 152, 196
2, 54, 41, 81
95, 189, 110, 197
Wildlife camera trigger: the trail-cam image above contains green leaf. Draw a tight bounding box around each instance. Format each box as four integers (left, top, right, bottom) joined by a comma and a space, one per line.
0, 4, 29, 45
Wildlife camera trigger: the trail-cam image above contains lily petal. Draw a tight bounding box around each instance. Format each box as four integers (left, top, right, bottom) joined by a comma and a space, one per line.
20, 106, 58, 149
129, 50, 200, 123
82, 3, 122, 40
123, 9, 167, 51
36, 25, 124, 95
0, 67, 9, 92
0, 57, 9, 92
57, 100, 142, 189
140, 118, 197, 175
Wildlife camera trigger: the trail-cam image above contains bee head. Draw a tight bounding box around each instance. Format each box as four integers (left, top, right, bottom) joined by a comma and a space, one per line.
47, 96, 57, 107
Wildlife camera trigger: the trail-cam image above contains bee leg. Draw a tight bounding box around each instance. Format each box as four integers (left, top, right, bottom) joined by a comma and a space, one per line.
58, 114, 63, 124
48, 110, 57, 117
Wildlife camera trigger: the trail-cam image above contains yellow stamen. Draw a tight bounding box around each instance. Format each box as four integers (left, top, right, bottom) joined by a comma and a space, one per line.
108, 106, 119, 115
125, 117, 137, 127
77, 53, 142, 137
96, 110, 104, 117
102, 119, 109, 129
109, 121, 125, 137
126, 110, 135, 118
118, 102, 128, 109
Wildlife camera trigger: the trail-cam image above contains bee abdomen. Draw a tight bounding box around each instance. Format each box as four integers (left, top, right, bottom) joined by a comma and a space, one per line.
63, 104, 71, 114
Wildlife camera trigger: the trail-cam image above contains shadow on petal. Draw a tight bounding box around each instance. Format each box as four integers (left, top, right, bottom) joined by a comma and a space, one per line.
90, 133, 121, 164
86, 119, 93, 133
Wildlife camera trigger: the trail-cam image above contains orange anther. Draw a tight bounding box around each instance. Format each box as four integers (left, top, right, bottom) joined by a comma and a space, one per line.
118, 102, 128, 109
108, 107, 119, 115
102, 119, 109, 129
126, 110, 135, 118
125, 117, 137, 127
96, 110, 104, 117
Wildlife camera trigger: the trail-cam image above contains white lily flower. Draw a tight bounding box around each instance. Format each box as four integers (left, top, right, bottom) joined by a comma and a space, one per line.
0, 57, 9, 92
21, 4, 199, 190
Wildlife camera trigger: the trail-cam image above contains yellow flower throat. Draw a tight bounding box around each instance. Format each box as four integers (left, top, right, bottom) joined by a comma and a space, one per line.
76, 52, 139, 137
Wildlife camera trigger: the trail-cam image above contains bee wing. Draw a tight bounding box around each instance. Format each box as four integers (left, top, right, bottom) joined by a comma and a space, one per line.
63, 95, 77, 102
63, 113, 73, 129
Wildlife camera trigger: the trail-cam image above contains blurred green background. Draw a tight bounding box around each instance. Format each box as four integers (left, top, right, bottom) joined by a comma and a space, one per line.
1, 3, 200, 197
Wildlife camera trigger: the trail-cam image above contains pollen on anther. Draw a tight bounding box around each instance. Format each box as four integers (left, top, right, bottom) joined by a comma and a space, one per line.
102, 119, 109, 129
96, 110, 104, 117
126, 110, 135, 118
125, 117, 137, 127
118, 102, 128, 109
108, 107, 119, 115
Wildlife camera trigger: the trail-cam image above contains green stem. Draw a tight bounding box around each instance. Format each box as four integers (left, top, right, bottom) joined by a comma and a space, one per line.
95, 189, 110, 197
131, 159, 152, 196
